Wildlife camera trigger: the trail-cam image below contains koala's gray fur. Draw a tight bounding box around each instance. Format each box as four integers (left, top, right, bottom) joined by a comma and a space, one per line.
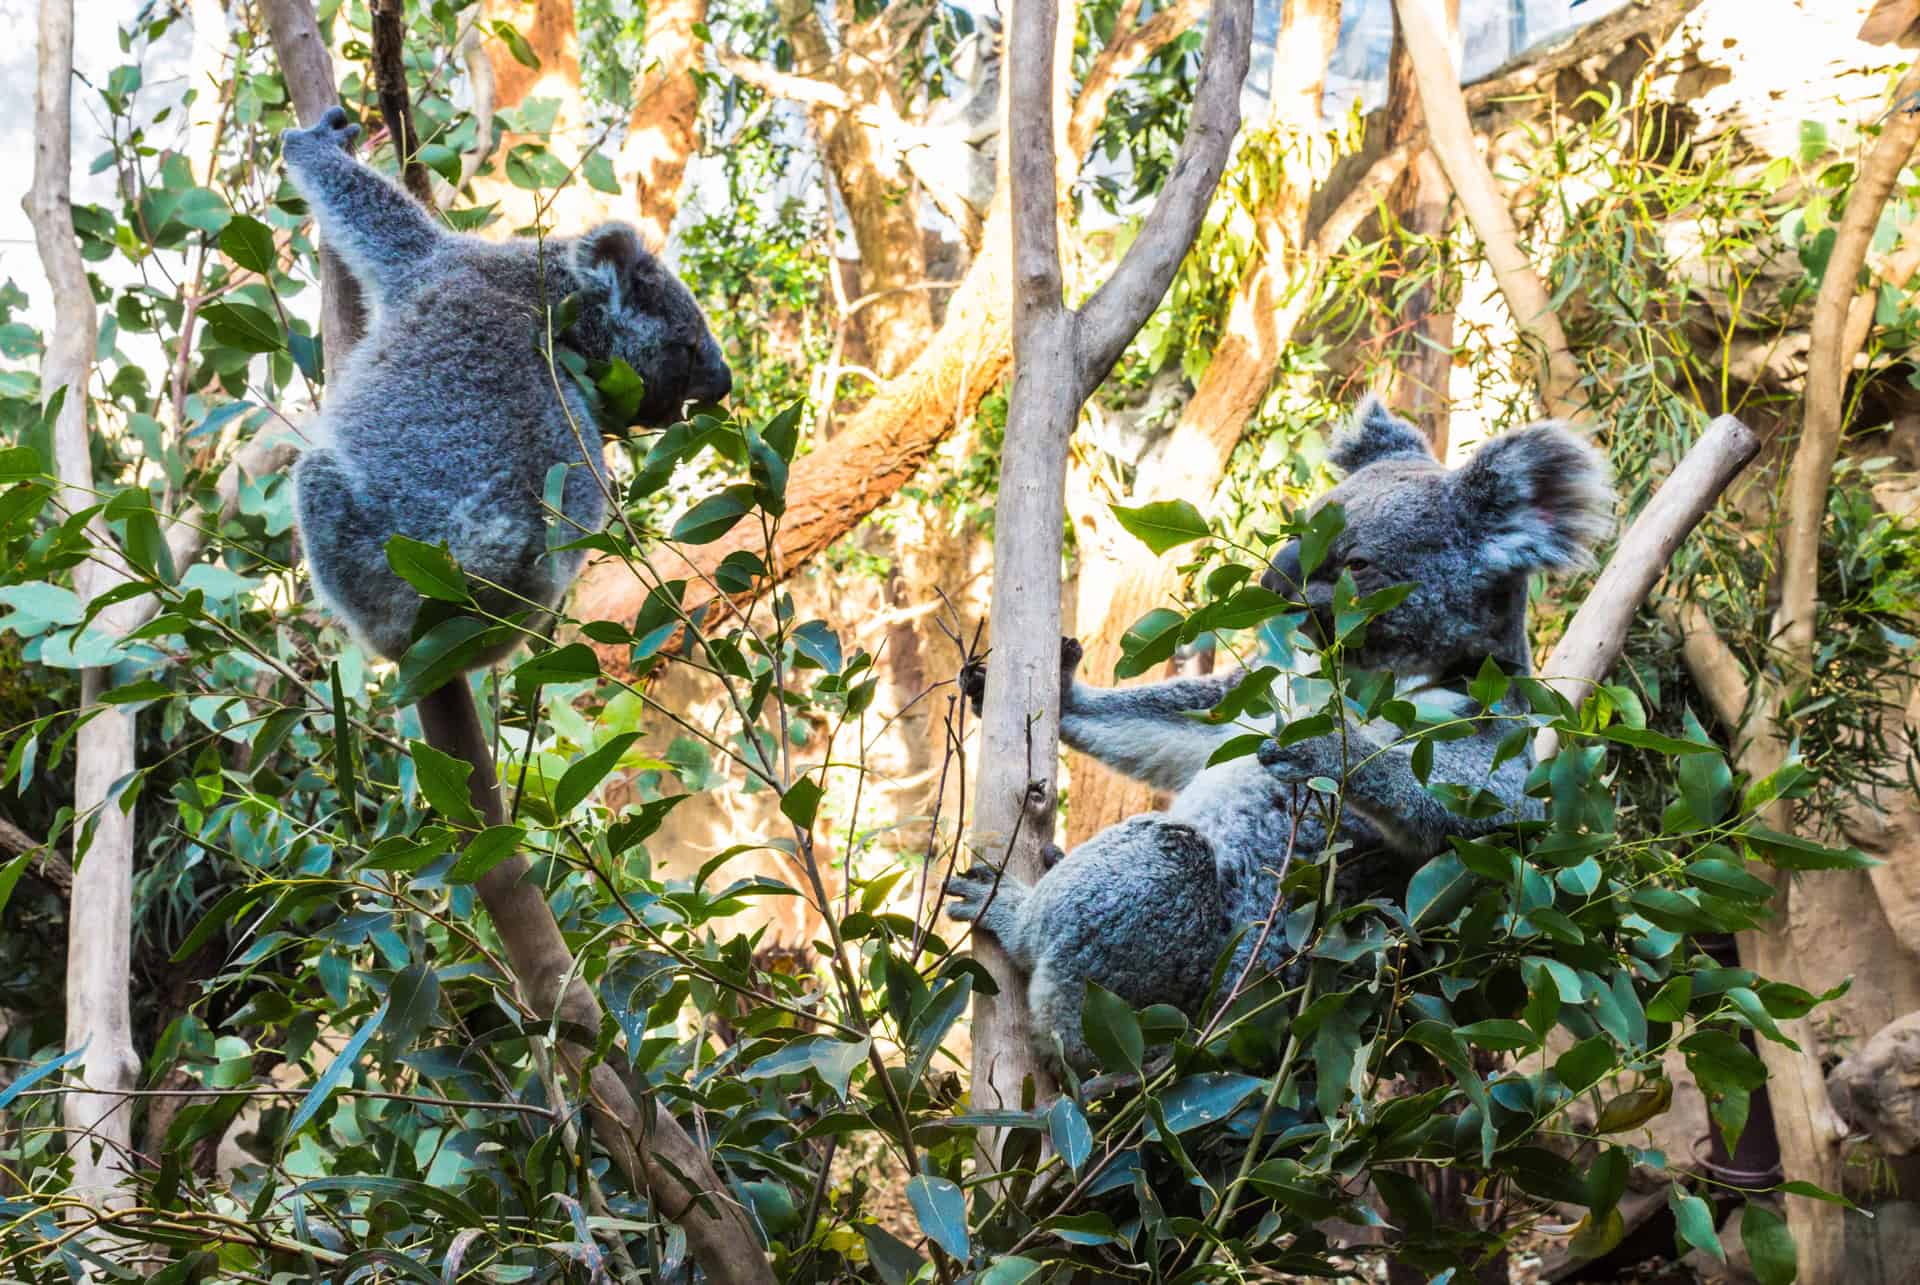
947, 399, 1614, 1069
281, 108, 731, 665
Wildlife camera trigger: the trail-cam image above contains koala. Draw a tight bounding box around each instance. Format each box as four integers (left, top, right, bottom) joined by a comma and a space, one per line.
280, 107, 732, 666
947, 400, 1613, 1068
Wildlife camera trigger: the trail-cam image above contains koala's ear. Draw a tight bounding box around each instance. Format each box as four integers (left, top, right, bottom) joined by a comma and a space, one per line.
571, 222, 644, 302
1327, 397, 1433, 474
1455, 423, 1615, 576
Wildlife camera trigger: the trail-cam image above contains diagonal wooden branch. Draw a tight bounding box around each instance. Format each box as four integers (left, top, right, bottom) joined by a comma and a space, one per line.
1074, 0, 1255, 395
1067, 0, 1211, 158
1533, 414, 1761, 759
1393, 0, 1582, 419
415, 684, 775, 1285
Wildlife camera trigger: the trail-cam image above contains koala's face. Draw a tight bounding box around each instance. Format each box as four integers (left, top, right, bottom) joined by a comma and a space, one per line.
568, 223, 733, 426
1264, 400, 1613, 679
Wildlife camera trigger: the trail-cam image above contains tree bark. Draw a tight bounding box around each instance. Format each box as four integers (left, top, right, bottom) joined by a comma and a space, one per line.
968, 0, 1253, 1165
370, 0, 432, 203
1393, 0, 1583, 420
414, 683, 774, 1285
1384, 0, 1460, 451
617, 0, 706, 247
33, 0, 141, 1220
1532, 414, 1760, 760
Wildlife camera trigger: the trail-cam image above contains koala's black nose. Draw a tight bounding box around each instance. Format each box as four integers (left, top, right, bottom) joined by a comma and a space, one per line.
1263, 541, 1305, 598
687, 344, 732, 404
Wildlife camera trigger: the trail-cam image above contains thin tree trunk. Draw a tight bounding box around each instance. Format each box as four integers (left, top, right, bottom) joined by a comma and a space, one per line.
1393, 0, 1582, 420
1384, 0, 1460, 452
34, 0, 141, 1221
970, 0, 1253, 1165
370, 0, 432, 203
414, 684, 774, 1285
617, 0, 706, 246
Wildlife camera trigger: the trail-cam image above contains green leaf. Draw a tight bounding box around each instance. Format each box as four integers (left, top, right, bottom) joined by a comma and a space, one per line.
1048, 1098, 1092, 1171
511, 643, 600, 696
381, 965, 439, 1050
780, 777, 822, 829
446, 825, 525, 883
1082, 983, 1144, 1072
978, 1258, 1042, 1285
0, 1047, 84, 1112
396, 619, 513, 701
200, 300, 283, 353
1555, 1035, 1615, 1094
581, 150, 620, 194
553, 732, 642, 815
219, 215, 278, 273
1406, 851, 1476, 927
408, 738, 482, 826
905, 1175, 968, 1260
1454, 1020, 1538, 1052
385, 535, 470, 603
1114, 607, 1184, 680
1741, 1201, 1796, 1285
671, 485, 755, 544
1727, 986, 1800, 1050
742, 1036, 869, 1100
1154, 1072, 1266, 1133
0, 852, 33, 927
286, 999, 389, 1137
1588, 1146, 1630, 1217
1110, 498, 1210, 554
491, 20, 541, 67
1745, 827, 1876, 871
1595, 1077, 1673, 1133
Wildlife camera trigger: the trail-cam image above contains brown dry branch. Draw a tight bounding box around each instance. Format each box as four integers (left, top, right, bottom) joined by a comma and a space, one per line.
967, 0, 1254, 1167
0, 818, 73, 895
1393, 0, 1582, 419
370, 0, 432, 203
1532, 414, 1761, 760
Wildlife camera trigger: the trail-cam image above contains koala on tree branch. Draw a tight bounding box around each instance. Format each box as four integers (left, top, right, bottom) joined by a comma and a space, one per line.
281, 108, 732, 666
948, 399, 1614, 1068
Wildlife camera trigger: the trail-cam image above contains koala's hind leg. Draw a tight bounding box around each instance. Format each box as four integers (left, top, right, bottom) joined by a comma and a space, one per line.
280, 107, 444, 306
295, 449, 416, 659
943, 865, 1036, 969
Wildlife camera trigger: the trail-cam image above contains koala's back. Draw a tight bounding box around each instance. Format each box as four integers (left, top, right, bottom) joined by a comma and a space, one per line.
318, 237, 607, 541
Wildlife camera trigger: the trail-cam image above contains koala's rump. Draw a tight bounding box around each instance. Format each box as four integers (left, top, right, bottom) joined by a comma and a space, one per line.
1028, 818, 1233, 1014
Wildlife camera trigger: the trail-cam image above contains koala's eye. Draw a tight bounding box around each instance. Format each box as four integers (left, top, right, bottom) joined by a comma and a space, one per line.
1346, 557, 1372, 574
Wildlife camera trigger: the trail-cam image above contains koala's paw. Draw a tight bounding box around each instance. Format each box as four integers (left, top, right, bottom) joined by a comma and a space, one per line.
282, 105, 360, 156
942, 864, 1002, 922
1059, 635, 1084, 678
958, 657, 988, 718
1258, 736, 1338, 787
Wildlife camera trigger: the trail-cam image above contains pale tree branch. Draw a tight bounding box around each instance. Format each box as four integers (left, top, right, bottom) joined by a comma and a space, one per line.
1774, 59, 1920, 671
1075, 0, 1256, 396
1533, 414, 1761, 759
33, 0, 142, 1218
713, 46, 853, 111
1393, 0, 1583, 419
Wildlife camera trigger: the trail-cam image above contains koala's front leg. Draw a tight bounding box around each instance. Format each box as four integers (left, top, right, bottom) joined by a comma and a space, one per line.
943, 864, 1037, 970
1259, 720, 1542, 856
281, 106, 444, 306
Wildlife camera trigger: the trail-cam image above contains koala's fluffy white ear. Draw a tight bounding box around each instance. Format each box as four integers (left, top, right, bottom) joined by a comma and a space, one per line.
571, 223, 644, 303
1328, 397, 1433, 474
1456, 424, 1615, 575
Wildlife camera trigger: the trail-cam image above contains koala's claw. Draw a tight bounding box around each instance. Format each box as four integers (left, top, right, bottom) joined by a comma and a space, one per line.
1258, 738, 1319, 786
959, 657, 987, 717
942, 865, 1000, 921
959, 636, 1083, 719
285, 105, 360, 154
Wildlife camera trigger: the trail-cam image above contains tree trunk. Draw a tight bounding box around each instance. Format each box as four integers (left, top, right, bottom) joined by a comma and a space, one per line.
617, 0, 706, 247
969, 0, 1253, 1167
1384, 0, 1460, 452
